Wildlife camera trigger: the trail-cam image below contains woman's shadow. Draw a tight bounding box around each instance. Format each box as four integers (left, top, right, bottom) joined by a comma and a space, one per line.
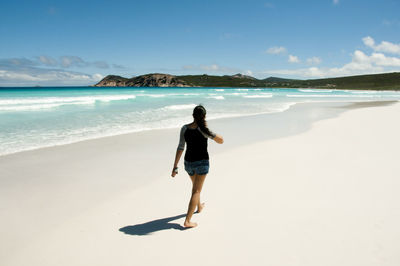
119, 213, 187, 236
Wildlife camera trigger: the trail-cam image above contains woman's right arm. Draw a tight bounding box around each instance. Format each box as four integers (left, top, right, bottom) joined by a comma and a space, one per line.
171, 125, 187, 177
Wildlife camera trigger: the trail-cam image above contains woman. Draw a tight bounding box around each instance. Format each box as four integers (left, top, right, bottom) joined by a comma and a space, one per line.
171, 105, 224, 228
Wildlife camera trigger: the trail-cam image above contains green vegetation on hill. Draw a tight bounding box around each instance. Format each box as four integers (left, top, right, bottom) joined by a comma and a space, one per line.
289, 72, 400, 90
95, 72, 400, 90
178, 74, 260, 87
177, 72, 400, 90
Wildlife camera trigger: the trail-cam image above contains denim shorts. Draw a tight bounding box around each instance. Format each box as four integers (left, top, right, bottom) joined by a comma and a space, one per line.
184, 159, 210, 176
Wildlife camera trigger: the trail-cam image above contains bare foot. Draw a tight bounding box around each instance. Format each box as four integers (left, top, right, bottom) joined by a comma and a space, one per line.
196, 202, 205, 213
184, 221, 198, 228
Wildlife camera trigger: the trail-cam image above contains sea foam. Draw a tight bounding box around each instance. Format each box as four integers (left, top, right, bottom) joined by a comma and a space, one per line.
0, 95, 136, 105
0, 95, 137, 111
208, 96, 225, 100
299, 89, 334, 93
243, 94, 273, 98
163, 104, 197, 110
286, 94, 377, 98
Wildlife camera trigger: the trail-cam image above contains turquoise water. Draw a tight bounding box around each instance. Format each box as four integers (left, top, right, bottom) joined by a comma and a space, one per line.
0, 86, 399, 156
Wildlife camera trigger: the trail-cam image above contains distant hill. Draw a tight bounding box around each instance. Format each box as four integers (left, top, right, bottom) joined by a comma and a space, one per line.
291, 72, 400, 90
94, 72, 400, 90
94, 73, 189, 87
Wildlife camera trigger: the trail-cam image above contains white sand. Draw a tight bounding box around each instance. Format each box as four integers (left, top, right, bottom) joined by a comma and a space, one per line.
1, 101, 399, 266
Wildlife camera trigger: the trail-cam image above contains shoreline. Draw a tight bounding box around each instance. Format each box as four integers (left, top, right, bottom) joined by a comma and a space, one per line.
1, 100, 397, 158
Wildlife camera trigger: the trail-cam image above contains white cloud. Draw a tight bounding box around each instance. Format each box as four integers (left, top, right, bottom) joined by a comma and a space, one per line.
0, 68, 104, 86
262, 49, 400, 78
369, 52, 400, 66
244, 70, 253, 76
266, 46, 287, 54
362, 36, 375, 47
1, 55, 125, 72
333, 0, 339, 4
0, 70, 41, 81
205, 64, 219, 71
60, 56, 87, 68
306, 56, 321, 65
38, 55, 58, 66
92, 73, 104, 80
93, 61, 110, 69
261, 36, 400, 79
0, 56, 120, 86
288, 55, 300, 63
0, 58, 37, 67
363, 36, 400, 55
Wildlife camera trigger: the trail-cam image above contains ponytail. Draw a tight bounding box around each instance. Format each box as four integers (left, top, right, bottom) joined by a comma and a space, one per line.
193, 105, 212, 137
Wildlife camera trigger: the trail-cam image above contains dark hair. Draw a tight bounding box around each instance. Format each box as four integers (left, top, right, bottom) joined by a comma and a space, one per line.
193, 105, 212, 136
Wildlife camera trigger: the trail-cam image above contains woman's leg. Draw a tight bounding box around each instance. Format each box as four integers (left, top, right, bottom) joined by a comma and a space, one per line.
189, 175, 205, 213
184, 174, 207, 228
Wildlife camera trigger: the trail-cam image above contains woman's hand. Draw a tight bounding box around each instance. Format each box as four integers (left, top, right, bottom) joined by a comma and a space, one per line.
172, 149, 183, 178
213, 134, 224, 144
171, 166, 178, 177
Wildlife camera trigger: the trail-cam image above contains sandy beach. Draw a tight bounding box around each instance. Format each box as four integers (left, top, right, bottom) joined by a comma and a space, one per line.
1, 100, 399, 266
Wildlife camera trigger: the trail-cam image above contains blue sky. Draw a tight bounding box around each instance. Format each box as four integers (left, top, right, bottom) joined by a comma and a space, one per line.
1, 0, 400, 86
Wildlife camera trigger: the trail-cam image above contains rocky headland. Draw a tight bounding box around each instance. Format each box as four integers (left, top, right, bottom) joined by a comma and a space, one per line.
94, 73, 190, 87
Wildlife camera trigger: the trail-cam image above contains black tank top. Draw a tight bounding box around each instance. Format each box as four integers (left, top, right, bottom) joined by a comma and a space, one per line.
177, 124, 216, 162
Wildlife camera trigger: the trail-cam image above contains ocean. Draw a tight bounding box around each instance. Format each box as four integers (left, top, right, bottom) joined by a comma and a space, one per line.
0, 86, 399, 156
